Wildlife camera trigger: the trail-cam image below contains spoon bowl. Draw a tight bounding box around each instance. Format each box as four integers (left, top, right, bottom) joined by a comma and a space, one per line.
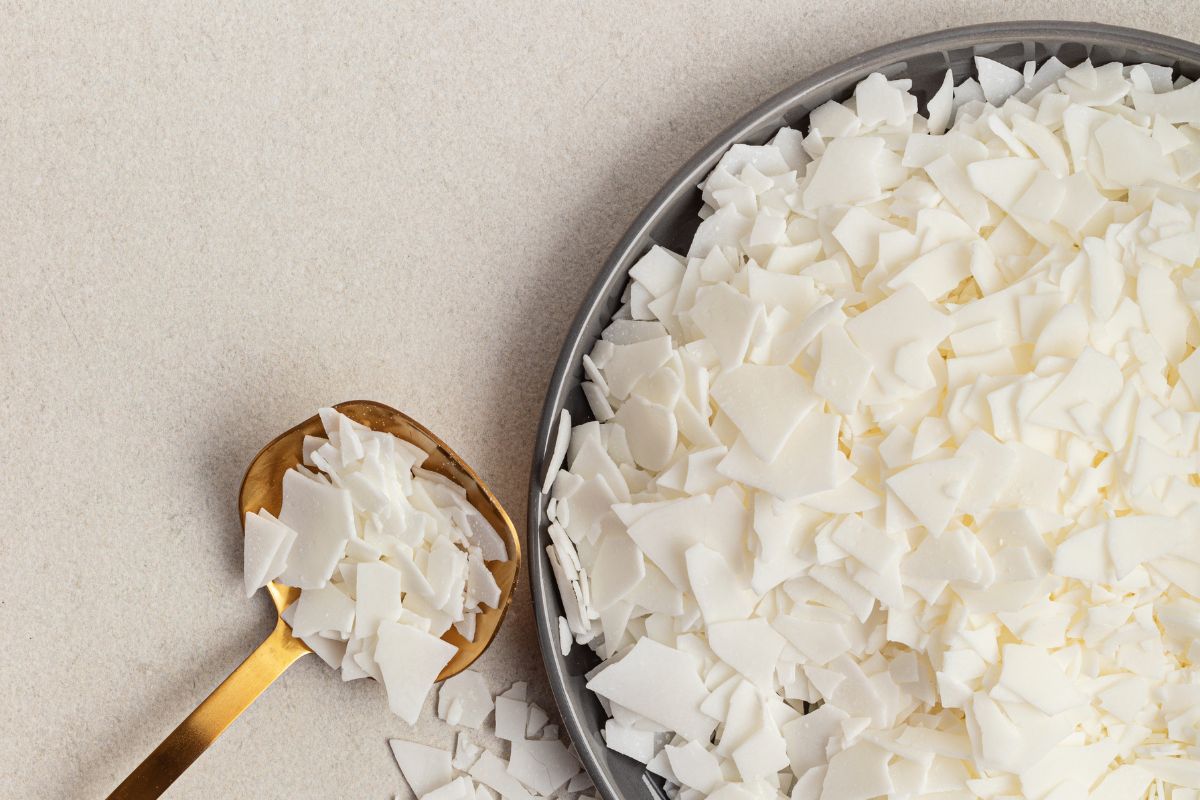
109, 400, 520, 798
240, 399, 521, 677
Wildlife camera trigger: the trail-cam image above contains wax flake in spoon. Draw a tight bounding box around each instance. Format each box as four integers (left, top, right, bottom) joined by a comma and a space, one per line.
243, 408, 509, 724
548, 57, 1200, 798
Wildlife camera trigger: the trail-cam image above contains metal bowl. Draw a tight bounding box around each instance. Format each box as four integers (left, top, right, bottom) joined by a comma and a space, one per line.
528, 21, 1200, 800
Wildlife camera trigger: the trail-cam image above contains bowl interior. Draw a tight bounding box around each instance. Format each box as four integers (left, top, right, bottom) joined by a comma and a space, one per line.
528, 21, 1200, 800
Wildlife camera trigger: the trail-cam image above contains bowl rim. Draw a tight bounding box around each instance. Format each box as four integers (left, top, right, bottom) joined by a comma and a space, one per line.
527, 20, 1200, 800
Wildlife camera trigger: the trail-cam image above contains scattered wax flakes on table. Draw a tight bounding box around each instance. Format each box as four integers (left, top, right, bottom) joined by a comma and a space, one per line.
243, 408, 510, 724
390, 672, 594, 800
547, 56, 1200, 800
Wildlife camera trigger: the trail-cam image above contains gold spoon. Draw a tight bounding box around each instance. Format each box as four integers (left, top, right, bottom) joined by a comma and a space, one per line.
107, 400, 521, 799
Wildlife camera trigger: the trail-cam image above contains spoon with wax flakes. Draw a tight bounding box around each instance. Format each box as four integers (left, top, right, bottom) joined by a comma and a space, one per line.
107, 400, 521, 799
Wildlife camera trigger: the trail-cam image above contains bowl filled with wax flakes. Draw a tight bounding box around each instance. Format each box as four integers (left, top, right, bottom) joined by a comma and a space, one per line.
530, 21, 1200, 800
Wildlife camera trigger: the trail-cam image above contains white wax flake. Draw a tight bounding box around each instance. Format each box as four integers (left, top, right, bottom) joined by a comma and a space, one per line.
856, 72, 911, 127
774, 614, 853, 666
998, 643, 1087, 715
547, 546, 588, 636
888, 239, 973, 301
830, 516, 903, 574
802, 137, 884, 209
506, 738, 580, 796
466, 553, 501, 609
976, 57, 1025, 105
833, 207, 899, 269
1033, 302, 1088, 361
925, 154, 988, 230
557, 615, 573, 656
426, 536, 469, 612
588, 530, 644, 611
614, 396, 676, 471
1052, 524, 1110, 583
243, 511, 297, 597
275, 470, 355, 588
624, 489, 748, 589
732, 714, 789, 780
710, 364, 818, 462
1029, 348, 1124, 435
437, 669, 494, 730
820, 740, 894, 800
494, 696, 530, 742
376, 622, 458, 725
1139, 267, 1191, 363
354, 561, 404, 637
418, 777, 473, 800
925, 70, 955, 135
544, 57, 1200, 800
1091, 765, 1154, 800
291, 583, 355, 638
690, 284, 762, 370
299, 629, 347, 670
813, 324, 872, 415
468, 751, 534, 800
685, 544, 757, 625
500, 681, 528, 701
390, 739, 455, 798
464, 512, 508, 563
630, 246, 686, 298
846, 284, 952, 393
249, 408, 513, 724
886, 456, 973, 535
708, 618, 786, 688
665, 741, 724, 794
604, 720, 656, 763
717, 412, 845, 501
1108, 515, 1179, 579
604, 336, 673, 401
541, 409, 571, 494
586, 638, 716, 741
525, 703, 550, 738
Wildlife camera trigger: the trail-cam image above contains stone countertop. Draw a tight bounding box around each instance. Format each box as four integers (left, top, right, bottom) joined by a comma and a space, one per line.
1, 2, 1195, 797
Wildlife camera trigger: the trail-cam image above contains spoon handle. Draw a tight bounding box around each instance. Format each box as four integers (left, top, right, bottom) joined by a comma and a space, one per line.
106, 617, 311, 799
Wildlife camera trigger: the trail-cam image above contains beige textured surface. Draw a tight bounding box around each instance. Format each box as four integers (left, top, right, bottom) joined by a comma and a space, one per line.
2, 2, 1197, 798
